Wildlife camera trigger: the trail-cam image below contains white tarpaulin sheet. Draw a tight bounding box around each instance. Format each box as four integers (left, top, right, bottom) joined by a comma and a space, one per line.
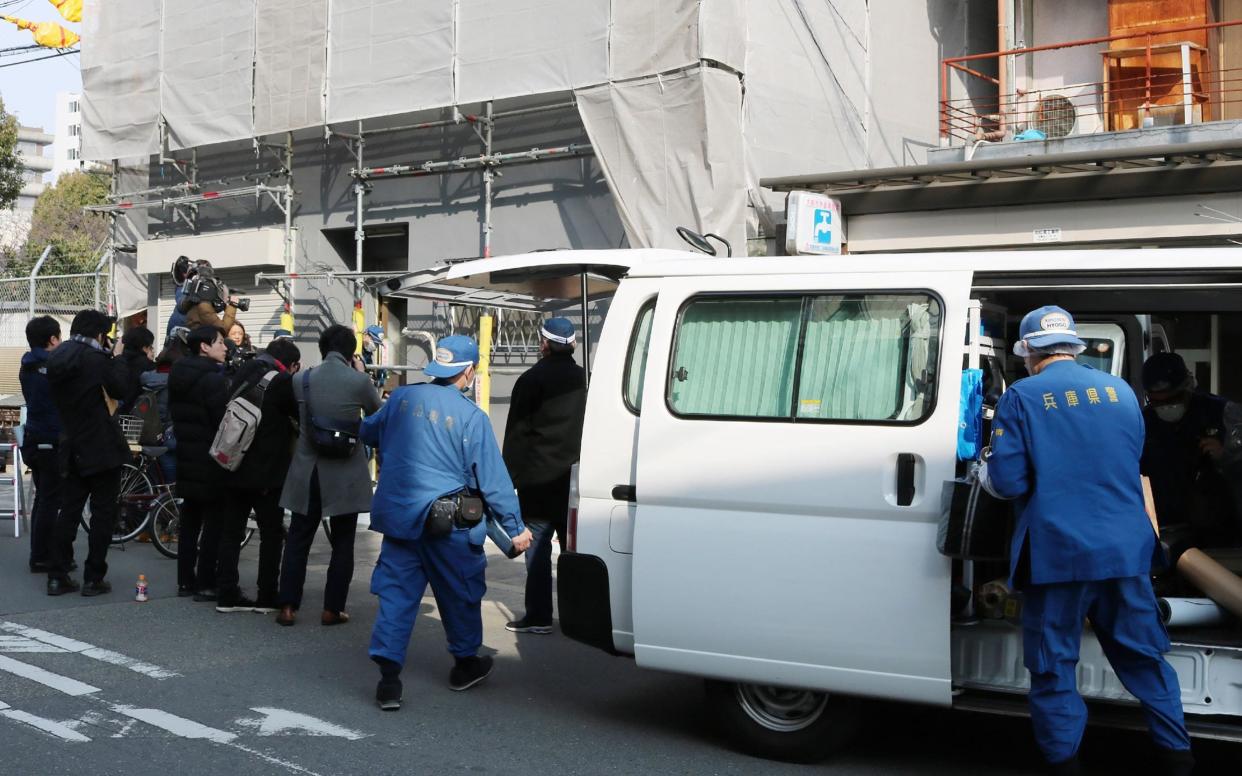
81, 0, 162, 160
609, 0, 701, 80
700, 0, 747, 73
161, 0, 256, 150
744, 0, 868, 179
456, 0, 609, 103
326, 0, 454, 124
255, 0, 329, 135
577, 67, 747, 251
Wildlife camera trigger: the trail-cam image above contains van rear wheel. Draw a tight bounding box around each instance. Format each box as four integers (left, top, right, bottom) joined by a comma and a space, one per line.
704, 680, 861, 763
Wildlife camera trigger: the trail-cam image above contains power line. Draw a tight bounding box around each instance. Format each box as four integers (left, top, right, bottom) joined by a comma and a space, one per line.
0, 48, 77, 69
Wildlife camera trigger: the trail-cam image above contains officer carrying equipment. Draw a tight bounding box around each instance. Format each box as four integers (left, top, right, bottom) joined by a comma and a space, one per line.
983, 305, 1193, 776
359, 335, 531, 710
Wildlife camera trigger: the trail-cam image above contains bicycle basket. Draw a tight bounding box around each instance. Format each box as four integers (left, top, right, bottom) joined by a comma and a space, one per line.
119, 415, 144, 444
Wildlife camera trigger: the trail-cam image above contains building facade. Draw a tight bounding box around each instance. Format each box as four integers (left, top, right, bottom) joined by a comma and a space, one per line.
0, 125, 54, 252
52, 91, 86, 182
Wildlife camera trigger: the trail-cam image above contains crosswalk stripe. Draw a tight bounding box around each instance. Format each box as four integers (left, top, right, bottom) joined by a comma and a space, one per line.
111, 704, 238, 744
0, 655, 100, 696
0, 708, 91, 742
0, 622, 179, 679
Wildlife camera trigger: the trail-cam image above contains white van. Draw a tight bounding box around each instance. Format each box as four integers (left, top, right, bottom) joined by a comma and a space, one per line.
389, 248, 1242, 762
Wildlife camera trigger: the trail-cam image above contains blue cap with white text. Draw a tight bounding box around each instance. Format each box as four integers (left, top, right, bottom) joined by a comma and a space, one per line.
1017, 305, 1084, 350
540, 317, 576, 345
425, 335, 480, 379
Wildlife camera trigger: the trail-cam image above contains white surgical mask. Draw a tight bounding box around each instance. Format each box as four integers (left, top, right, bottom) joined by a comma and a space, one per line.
1154, 402, 1188, 424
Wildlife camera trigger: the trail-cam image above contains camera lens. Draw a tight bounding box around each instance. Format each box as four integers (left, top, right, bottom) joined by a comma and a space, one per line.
236, 298, 251, 313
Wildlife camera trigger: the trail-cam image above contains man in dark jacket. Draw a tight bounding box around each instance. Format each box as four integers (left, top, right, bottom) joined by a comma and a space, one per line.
20, 316, 64, 574
502, 317, 587, 634
45, 309, 131, 596
214, 339, 301, 613
169, 326, 231, 599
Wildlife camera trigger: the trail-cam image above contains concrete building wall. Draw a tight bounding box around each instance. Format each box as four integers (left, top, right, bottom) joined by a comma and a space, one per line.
53, 92, 86, 182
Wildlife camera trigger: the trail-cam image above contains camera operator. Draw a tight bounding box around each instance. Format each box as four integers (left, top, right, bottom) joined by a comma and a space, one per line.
167, 256, 194, 338
179, 264, 249, 336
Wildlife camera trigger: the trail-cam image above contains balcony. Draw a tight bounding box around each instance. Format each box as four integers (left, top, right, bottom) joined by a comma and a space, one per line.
937, 18, 1242, 158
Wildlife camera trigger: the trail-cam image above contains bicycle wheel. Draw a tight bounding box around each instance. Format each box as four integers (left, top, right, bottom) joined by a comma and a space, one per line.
150, 496, 180, 559
81, 462, 155, 543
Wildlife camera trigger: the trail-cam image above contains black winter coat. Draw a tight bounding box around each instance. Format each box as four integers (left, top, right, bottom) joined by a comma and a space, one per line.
46, 338, 131, 476
502, 351, 586, 490
19, 348, 62, 448
169, 355, 231, 499
118, 349, 155, 413
227, 355, 298, 491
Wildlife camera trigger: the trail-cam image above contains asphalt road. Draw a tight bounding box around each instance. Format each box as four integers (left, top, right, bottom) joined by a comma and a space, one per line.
0, 515, 1237, 775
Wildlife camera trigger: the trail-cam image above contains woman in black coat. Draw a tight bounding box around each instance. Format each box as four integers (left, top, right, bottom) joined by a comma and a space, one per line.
118, 327, 156, 413
168, 326, 231, 598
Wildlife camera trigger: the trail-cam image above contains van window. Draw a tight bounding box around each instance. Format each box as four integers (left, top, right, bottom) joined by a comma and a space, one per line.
623, 300, 657, 413
668, 292, 942, 423
668, 298, 802, 417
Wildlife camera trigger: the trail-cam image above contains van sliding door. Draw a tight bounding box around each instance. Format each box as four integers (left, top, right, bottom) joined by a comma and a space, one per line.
630, 271, 971, 706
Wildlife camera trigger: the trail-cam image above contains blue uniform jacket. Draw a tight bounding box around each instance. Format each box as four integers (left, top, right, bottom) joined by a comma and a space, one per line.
360, 382, 524, 545
987, 360, 1158, 586
19, 348, 62, 446
166, 283, 187, 337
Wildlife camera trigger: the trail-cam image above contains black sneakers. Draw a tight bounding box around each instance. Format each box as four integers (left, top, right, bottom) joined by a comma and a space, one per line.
253, 595, 280, 614
80, 580, 112, 597
505, 618, 553, 635
192, 588, 218, 603
449, 655, 494, 692
376, 678, 402, 711
47, 577, 80, 596
216, 593, 258, 613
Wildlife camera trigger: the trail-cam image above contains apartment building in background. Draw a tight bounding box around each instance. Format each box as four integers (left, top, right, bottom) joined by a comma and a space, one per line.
0, 125, 54, 252
53, 91, 87, 182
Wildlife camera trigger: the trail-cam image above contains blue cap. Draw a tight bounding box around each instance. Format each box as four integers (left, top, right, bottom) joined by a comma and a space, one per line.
1015, 305, 1084, 352
1142, 352, 1192, 393
364, 325, 384, 341
425, 335, 479, 379
272, 329, 293, 340
541, 317, 576, 345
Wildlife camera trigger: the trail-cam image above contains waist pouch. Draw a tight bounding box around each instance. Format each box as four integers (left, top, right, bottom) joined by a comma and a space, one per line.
425, 492, 485, 539
301, 369, 360, 459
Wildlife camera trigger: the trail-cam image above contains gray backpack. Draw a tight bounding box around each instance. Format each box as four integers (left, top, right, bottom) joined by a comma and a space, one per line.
210, 371, 278, 472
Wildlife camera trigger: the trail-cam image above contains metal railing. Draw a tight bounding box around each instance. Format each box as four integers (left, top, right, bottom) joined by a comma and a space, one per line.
940, 18, 1242, 146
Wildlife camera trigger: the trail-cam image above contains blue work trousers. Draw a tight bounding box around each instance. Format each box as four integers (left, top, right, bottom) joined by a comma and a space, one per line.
1022, 576, 1191, 764
369, 529, 487, 668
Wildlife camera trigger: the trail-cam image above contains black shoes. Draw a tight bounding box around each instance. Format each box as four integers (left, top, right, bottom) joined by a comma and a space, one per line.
177, 585, 195, 597
505, 618, 553, 634
192, 588, 218, 602
81, 580, 112, 597
216, 593, 258, 613
253, 595, 280, 614
449, 655, 494, 692
376, 678, 402, 711
47, 577, 80, 596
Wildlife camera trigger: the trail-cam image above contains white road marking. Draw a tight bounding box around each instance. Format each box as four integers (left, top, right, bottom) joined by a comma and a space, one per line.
0, 636, 65, 653
0, 708, 92, 742
241, 708, 368, 740
0, 656, 100, 696
110, 704, 238, 743
0, 623, 179, 679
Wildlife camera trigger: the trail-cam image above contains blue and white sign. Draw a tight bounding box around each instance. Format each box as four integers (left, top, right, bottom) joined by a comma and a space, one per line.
785, 191, 844, 256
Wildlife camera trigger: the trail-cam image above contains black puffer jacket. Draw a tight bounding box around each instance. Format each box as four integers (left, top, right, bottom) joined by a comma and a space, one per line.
169, 355, 231, 499
118, 349, 155, 413
228, 354, 297, 491
46, 338, 131, 476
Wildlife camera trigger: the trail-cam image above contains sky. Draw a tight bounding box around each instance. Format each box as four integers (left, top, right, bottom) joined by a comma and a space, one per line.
0, 0, 82, 133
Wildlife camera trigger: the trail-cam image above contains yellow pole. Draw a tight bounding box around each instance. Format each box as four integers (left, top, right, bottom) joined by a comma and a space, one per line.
477, 314, 493, 414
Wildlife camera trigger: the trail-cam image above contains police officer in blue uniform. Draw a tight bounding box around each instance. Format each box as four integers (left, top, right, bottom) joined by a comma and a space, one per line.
982, 306, 1193, 775
360, 336, 532, 710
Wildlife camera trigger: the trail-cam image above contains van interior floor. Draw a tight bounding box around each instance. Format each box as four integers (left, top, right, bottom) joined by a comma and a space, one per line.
1169, 627, 1242, 649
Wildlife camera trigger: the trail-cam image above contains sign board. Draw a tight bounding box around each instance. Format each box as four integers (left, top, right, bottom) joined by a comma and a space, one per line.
785, 191, 844, 256
1032, 227, 1062, 244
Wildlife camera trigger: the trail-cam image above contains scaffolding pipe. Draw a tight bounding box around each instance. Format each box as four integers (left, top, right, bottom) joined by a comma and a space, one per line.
85, 184, 288, 213
482, 101, 494, 258
355, 143, 593, 180
580, 272, 590, 388
284, 133, 296, 329
354, 122, 365, 274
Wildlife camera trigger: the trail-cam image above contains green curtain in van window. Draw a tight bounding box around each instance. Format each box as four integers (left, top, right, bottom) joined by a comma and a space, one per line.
796, 297, 918, 421
670, 299, 801, 417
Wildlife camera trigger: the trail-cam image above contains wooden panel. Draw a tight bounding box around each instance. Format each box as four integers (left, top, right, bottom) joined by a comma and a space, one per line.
1106, 0, 1216, 129
1221, 0, 1242, 120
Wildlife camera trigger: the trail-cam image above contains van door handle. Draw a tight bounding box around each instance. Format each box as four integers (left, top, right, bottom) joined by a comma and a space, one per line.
896, 453, 917, 507
612, 485, 636, 502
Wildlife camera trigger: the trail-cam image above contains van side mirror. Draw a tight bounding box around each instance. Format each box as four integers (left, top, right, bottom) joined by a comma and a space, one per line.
677, 227, 716, 256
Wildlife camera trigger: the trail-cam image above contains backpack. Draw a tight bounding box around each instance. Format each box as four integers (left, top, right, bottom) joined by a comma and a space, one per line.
132, 387, 165, 447
210, 371, 278, 472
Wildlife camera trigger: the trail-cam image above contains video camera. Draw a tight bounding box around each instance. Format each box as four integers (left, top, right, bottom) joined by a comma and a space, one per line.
175, 267, 251, 314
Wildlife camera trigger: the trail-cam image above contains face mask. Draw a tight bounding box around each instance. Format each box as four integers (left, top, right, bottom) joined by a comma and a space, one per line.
1154, 402, 1188, 424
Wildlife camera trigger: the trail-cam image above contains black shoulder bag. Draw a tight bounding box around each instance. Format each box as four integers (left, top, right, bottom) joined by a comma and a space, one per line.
300, 368, 360, 459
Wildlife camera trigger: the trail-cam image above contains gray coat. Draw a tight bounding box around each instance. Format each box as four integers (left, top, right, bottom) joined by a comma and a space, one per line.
280, 352, 382, 516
